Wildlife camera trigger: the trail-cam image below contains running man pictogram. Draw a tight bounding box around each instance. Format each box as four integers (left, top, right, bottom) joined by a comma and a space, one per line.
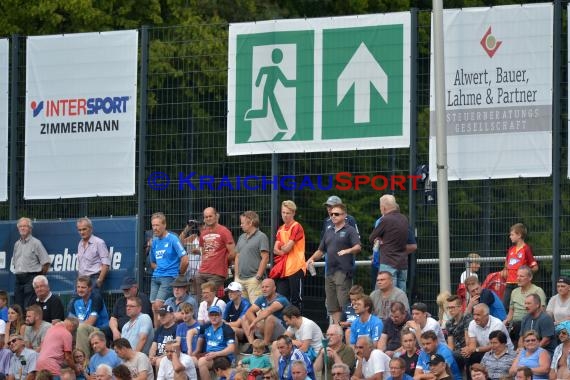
245, 48, 297, 140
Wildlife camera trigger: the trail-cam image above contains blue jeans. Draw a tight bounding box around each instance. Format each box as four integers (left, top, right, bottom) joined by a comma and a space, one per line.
379, 263, 407, 292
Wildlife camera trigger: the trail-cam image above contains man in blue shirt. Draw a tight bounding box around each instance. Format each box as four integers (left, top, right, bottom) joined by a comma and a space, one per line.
349, 295, 383, 347
414, 330, 462, 380
164, 276, 198, 322
243, 278, 289, 349
464, 276, 507, 321
308, 203, 361, 325
88, 331, 122, 373
68, 275, 110, 357
276, 335, 315, 380
149, 212, 189, 326
387, 357, 414, 380
191, 305, 236, 380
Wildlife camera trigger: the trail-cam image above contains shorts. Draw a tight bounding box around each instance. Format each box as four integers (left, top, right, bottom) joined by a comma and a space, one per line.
150, 276, 176, 302
325, 271, 352, 313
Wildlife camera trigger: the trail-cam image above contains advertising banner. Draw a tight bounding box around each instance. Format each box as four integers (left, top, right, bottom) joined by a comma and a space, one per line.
24, 30, 138, 199
228, 13, 411, 155
0, 216, 138, 294
429, 4, 553, 180
0, 39, 7, 201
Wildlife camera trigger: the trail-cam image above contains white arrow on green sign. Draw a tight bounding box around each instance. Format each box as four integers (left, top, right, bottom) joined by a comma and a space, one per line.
337, 42, 388, 124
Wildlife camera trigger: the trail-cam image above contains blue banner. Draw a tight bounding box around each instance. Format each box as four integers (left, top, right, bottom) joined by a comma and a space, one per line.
0, 216, 138, 294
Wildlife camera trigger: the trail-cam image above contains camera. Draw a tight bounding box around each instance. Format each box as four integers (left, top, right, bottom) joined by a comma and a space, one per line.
186, 219, 201, 235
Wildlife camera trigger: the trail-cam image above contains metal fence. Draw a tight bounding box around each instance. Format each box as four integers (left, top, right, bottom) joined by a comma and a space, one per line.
1, 3, 568, 323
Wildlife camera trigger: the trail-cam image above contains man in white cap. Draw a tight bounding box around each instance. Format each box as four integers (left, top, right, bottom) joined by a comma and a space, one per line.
222, 282, 251, 342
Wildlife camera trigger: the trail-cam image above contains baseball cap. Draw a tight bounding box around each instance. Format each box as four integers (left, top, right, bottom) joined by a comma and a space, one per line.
225, 282, 243, 292
428, 354, 445, 366
556, 320, 570, 334
120, 277, 137, 290
323, 195, 342, 206
158, 305, 174, 314
208, 305, 222, 314
557, 276, 570, 285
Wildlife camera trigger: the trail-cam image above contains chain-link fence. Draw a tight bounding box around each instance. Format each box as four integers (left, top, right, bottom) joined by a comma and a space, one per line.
1, 3, 568, 324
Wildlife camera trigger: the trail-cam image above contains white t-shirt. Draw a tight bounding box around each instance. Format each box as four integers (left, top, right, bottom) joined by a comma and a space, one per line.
423, 317, 446, 344
286, 317, 324, 354
157, 353, 197, 380
546, 294, 570, 324
361, 349, 391, 378
0, 319, 5, 335
460, 270, 478, 284
197, 298, 227, 324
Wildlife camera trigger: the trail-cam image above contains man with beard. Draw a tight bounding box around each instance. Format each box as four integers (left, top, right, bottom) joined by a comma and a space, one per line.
22, 305, 50, 352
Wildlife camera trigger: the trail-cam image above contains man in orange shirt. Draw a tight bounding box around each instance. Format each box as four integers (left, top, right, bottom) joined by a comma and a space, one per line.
273, 200, 306, 311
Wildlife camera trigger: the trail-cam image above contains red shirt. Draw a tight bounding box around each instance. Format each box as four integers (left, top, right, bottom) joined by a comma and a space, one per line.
505, 243, 537, 283
199, 224, 234, 277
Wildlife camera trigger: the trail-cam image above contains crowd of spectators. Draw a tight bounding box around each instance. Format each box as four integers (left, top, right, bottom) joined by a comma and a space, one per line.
0, 200, 566, 380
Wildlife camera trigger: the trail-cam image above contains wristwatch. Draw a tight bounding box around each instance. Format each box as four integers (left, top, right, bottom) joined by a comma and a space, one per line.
475, 347, 480, 353
255, 275, 263, 281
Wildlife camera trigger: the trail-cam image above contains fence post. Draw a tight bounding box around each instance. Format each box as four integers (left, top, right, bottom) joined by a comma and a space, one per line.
137, 26, 149, 284
270, 153, 279, 264
8, 35, 19, 219
408, 8, 418, 297
551, 0, 561, 292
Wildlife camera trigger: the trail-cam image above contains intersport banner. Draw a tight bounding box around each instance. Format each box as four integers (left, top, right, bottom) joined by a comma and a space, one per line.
0, 217, 138, 294
24, 30, 138, 199
0, 39, 7, 201
429, 4, 553, 180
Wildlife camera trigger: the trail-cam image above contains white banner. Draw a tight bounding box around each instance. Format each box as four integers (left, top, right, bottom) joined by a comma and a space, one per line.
228, 13, 410, 155
0, 40, 7, 201
429, 4, 553, 180
25, 30, 138, 199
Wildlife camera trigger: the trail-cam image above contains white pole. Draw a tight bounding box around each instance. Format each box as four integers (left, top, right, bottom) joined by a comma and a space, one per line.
433, 0, 451, 293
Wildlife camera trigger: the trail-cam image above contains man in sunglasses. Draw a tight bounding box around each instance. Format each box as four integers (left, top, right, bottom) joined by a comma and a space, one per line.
7, 334, 38, 380
306, 203, 361, 324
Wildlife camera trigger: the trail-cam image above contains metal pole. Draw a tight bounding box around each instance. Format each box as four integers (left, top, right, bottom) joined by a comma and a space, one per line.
8, 35, 19, 219
408, 8, 419, 297
137, 26, 149, 284
551, 0, 561, 291
433, 0, 451, 293
270, 153, 279, 262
